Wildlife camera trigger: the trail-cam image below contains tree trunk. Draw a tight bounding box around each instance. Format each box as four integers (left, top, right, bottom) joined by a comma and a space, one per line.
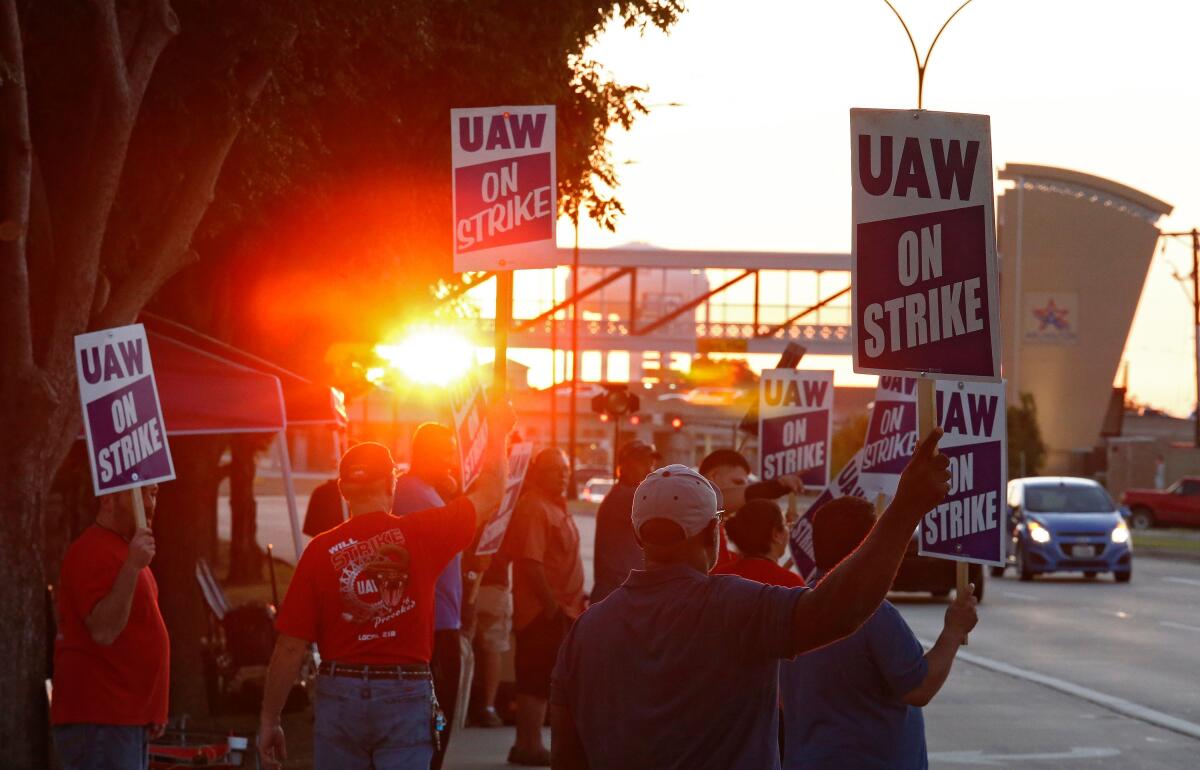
0, 450, 52, 768
227, 433, 265, 584
151, 434, 226, 718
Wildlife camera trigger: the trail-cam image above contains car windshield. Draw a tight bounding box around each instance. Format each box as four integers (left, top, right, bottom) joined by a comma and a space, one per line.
1024, 485, 1116, 513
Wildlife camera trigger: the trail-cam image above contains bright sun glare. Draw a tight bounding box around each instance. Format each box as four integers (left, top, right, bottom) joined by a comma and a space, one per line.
374, 327, 476, 387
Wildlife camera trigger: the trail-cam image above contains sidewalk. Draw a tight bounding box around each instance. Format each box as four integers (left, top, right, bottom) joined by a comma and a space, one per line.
444, 725, 550, 769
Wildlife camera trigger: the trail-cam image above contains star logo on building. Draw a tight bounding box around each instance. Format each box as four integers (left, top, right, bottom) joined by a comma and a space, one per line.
1033, 299, 1071, 331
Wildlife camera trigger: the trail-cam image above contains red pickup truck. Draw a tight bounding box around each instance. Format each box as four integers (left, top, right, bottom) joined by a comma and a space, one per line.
1122, 477, 1200, 529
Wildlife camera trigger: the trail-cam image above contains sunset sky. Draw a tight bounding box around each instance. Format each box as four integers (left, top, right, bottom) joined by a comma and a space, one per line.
535, 0, 1200, 415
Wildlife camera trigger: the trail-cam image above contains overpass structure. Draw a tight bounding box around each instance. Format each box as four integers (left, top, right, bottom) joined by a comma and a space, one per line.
458, 247, 855, 359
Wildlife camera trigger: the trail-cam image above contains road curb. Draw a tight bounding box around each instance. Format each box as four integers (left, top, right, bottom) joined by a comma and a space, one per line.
918, 638, 1200, 743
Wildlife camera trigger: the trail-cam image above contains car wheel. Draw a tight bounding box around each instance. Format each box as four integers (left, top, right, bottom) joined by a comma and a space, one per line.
1130, 507, 1154, 530
1084, 571, 1097, 579
1017, 545, 1034, 582
990, 565, 1006, 578
1115, 569, 1132, 583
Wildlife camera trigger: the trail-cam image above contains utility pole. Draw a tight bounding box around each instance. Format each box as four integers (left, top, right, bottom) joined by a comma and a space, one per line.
1162, 228, 1200, 447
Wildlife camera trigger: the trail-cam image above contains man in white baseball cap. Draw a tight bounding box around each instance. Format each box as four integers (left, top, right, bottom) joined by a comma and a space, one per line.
550, 430, 955, 770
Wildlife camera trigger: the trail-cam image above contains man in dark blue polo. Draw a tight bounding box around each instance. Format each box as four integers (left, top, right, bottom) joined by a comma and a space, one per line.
781, 496, 978, 770
549, 430, 955, 770
591, 440, 659, 603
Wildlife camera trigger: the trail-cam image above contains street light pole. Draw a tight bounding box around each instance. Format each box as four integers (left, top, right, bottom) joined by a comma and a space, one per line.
882, 0, 977, 110
569, 214, 580, 497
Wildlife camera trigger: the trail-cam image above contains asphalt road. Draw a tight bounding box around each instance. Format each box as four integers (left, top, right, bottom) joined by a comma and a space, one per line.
894, 555, 1200, 725
238, 497, 1200, 768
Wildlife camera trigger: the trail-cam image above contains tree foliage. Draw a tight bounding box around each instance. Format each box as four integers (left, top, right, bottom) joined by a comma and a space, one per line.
0, 1, 685, 763
153, 0, 686, 383
831, 410, 870, 479
1008, 391, 1047, 478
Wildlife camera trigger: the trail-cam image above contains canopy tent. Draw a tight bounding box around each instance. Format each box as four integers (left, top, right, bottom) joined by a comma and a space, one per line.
125, 320, 345, 559
149, 331, 286, 435
141, 313, 346, 428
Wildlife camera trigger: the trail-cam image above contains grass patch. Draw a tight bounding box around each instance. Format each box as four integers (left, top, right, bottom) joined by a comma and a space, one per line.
1133, 528, 1200, 557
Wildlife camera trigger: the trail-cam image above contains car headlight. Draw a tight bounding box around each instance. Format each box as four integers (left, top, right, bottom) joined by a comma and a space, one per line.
1112, 520, 1130, 544
1029, 520, 1052, 544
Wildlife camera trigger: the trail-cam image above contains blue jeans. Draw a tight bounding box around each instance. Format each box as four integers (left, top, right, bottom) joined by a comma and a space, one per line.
314, 674, 434, 770
53, 724, 147, 770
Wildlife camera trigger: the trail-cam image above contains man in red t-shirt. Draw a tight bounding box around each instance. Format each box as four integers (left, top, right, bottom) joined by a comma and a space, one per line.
258, 408, 510, 770
52, 484, 168, 770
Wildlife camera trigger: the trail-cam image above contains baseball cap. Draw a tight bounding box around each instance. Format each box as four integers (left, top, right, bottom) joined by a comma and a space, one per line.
619, 439, 660, 463
631, 464, 720, 541
338, 442, 396, 484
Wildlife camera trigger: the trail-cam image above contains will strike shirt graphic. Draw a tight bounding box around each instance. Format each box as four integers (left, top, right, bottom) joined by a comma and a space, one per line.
330, 529, 415, 628
276, 498, 476, 664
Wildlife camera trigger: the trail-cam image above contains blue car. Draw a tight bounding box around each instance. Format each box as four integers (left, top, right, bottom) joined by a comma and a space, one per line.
1000, 477, 1132, 582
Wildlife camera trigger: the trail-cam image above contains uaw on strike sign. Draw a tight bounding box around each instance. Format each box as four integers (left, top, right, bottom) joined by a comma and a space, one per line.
451, 105, 557, 272
851, 109, 1000, 380
75, 324, 174, 495
758, 370, 834, 490
449, 373, 489, 491
789, 451, 868, 583
856, 376, 1007, 566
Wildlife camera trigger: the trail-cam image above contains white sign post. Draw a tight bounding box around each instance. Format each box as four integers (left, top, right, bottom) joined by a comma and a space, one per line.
75, 324, 175, 528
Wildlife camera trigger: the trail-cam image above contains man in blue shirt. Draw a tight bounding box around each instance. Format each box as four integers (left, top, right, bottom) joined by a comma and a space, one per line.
393, 422, 463, 770
781, 496, 978, 770
592, 440, 659, 603
550, 430, 955, 770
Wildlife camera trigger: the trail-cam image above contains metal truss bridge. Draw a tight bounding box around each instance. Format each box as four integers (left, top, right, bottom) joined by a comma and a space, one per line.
454, 247, 854, 356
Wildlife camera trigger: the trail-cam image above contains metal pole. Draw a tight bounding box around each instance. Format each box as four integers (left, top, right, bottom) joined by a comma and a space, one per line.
1193, 228, 1199, 448
494, 271, 513, 397
550, 269, 558, 448
569, 216, 580, 497
276, 431, 305, 561
612, 418, 620, 479
1012, 176, 1025, 396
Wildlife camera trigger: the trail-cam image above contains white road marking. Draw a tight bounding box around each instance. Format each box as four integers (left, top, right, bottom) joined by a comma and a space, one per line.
1163, 577, 1200, 588
1002, 591, 1038, 601
928, 747, 1120, 766
1160, 620, 1200, 634
918, 637, 1200, 742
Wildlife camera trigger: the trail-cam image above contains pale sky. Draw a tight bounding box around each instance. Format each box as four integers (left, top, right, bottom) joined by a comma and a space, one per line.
547, 0, 1200, 415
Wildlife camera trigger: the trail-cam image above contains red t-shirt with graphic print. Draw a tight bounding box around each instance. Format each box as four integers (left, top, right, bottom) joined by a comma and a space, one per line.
276, 497, 475, 664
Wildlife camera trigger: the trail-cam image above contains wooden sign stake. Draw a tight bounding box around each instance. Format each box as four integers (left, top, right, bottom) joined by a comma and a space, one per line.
130, 487, 147, 530
917, 376, 968, 644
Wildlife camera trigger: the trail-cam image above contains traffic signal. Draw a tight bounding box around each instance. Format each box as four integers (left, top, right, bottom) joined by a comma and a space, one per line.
591, 383, 640, 419
668, 414, 684, 431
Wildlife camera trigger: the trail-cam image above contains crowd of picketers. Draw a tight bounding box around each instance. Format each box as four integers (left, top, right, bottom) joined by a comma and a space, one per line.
49, 401, 975, 770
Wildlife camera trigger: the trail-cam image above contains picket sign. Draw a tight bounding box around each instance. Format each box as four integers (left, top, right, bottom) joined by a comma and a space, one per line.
788, 450, 869, 584
850, 108, 1001, 381
758, 370, 834, 491
451, 105, 557, 273
449, 373, 489, 492
475, 442, 533, 557
75, 324, 175, 528
851, 108, 1005, 622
